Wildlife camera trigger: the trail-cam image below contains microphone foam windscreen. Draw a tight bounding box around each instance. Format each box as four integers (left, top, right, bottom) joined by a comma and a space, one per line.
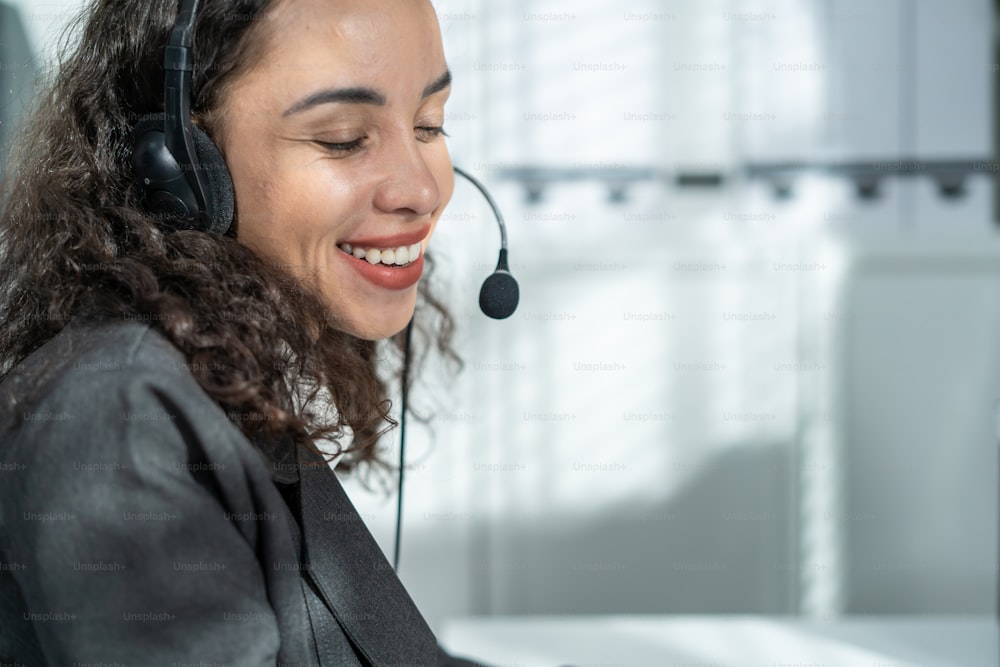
479, 270, 519, 319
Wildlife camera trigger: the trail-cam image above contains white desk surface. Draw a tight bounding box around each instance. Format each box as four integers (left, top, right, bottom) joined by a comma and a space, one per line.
440, 615, 998, 667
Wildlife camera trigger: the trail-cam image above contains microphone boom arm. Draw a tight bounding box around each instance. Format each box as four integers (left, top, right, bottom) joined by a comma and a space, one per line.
453, 165, 508, 251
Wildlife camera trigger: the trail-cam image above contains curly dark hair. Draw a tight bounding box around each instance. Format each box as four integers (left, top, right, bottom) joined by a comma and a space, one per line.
0, 0, 459, 478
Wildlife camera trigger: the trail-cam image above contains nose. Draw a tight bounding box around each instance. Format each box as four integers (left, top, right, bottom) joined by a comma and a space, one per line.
372, 131, 442, 217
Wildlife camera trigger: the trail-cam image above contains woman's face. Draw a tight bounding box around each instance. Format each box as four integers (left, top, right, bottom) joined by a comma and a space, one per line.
216, 0, 454, 340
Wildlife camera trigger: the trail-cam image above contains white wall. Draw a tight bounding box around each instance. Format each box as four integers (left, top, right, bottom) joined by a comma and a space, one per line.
839, 240, 1000, 613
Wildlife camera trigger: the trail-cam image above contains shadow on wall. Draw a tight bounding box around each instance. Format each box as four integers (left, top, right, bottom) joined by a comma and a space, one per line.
476, 441, 797, 615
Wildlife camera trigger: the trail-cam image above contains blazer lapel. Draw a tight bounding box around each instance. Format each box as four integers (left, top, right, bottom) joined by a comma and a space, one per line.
295, 444, 439, 665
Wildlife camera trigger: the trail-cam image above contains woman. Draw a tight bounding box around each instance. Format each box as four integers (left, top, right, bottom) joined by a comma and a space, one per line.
0, 0, 485, 664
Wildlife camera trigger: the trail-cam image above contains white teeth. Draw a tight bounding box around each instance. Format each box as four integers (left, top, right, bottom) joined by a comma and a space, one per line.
339, 241, 422, 266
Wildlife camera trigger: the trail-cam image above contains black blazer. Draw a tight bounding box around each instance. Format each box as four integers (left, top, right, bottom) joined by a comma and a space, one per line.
0, 316, 487, 666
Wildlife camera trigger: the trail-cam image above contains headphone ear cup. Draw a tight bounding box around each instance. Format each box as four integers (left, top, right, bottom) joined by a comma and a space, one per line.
131, 112, 235, 235
190, 123, 235, 235
132, 113, 195, 223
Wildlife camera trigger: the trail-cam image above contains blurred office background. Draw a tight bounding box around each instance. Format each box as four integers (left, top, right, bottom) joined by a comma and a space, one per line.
3, 0, 997, 634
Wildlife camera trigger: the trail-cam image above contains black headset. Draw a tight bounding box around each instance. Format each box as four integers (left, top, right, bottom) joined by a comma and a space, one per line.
132, 0, 518, 319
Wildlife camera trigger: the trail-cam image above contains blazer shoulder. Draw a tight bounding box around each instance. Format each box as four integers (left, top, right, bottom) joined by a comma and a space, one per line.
0, 316, 261, 474
1, 316, 191, 408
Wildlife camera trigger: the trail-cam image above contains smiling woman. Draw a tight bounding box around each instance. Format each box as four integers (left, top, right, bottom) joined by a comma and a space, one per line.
0, 0, 482, 665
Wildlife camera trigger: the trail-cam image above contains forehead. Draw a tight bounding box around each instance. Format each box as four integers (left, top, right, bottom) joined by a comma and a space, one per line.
260, 0, 446, 75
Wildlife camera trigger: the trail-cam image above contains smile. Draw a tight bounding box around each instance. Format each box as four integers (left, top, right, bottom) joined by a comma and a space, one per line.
337, 242, 422, 267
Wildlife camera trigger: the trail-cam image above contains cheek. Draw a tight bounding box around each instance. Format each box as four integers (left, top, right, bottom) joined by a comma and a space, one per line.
229, 160, 318, 272
229, 160, 278, 248
231, 157, 348, 258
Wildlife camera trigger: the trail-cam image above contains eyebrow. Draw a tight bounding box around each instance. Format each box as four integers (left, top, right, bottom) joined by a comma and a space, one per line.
421, 70, 452, 99
283, 69, 452, 117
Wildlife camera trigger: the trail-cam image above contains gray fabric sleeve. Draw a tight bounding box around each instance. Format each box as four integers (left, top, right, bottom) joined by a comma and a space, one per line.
3, 367, 284, 666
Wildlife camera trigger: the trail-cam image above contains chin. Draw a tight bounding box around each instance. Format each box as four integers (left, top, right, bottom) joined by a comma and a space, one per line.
338, 301, 417, 341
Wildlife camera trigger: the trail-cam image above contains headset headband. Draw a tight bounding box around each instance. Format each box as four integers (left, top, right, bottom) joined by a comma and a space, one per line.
162, 0, 208, 223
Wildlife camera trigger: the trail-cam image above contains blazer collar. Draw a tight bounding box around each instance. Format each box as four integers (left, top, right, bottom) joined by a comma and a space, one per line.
258, 433, 299, 485
294, 443, 439, 665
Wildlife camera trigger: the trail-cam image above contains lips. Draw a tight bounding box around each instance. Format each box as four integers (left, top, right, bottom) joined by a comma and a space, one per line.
340, 225, 430, 252
336, 225, 430, 290
337, 224, 430, 267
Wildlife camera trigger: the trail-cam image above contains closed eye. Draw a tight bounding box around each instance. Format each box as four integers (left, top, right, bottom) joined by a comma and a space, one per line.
316, 138, 366, 155
416, 126, 449, 142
